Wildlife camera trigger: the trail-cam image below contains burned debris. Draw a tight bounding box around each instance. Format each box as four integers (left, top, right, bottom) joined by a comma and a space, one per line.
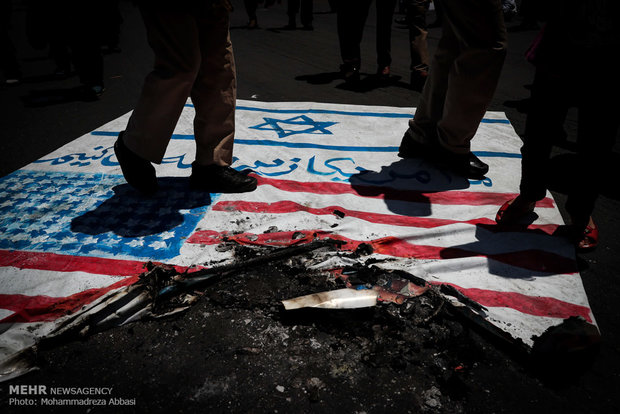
16, 231, 599, 412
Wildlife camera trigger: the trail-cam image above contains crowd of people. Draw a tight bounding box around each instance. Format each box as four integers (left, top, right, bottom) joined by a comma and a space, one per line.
3, 0, 618, 253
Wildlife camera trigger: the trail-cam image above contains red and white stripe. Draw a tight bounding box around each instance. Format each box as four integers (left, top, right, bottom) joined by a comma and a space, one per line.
182, 172, 593, 345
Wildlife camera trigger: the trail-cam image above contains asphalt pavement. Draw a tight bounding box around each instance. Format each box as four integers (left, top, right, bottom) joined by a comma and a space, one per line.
1, 0, 619, 412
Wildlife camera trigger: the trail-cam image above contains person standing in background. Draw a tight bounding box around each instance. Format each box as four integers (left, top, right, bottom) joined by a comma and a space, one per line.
336, 0, 398, 83
0, 0, 21, 85
403, 0, 431, 91
283, 0, 314, 30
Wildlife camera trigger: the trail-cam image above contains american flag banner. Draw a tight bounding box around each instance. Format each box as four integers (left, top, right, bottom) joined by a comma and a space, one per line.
0, 100, 596, 379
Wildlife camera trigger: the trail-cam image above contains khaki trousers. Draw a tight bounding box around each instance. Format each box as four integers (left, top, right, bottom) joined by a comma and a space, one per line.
124, 5, 236, 167
407, 0, 507, 154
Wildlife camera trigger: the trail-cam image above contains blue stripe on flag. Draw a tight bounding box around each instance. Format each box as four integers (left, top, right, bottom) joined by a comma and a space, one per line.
89, 132, 520, 158
235, 139, 399, 152
183, 103, 512, 124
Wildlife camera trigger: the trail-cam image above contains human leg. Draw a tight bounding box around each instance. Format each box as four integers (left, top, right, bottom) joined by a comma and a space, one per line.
434, 0, 507, 154
337, 0, 372, 75
190, 5, 256, 193
191, 8, 236, 168
64, 0, 104, 98
286, 0, 300, 28
404, 12, 458, 146
565, 77, 620, 247
300, 0, 313, 29
400, 0, 505, 178
0, 0, 21, 83
496, 67, 570, 224
123, 6, 201, 164
519, 69, 569, 203
375, 0, 398, 70
244, 0, 259, 28
407, 0, 430, 90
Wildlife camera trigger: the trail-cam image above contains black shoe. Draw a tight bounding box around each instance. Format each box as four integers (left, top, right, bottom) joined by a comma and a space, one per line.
340, 63, 360, 83
442, 150, 489, 179
377, 65, 390, 82
77, 84, 105, 101
398, 132, 433, 159
398, 133, 489, 178
190, 163, 258, 193
114, 132, 158, 194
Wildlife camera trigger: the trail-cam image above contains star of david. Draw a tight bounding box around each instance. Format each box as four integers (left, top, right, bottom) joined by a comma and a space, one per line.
250, 115, 337, 138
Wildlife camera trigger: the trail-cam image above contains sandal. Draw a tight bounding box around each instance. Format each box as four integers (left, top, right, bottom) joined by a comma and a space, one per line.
495, 196, 536, 225
576, 221, 599, 252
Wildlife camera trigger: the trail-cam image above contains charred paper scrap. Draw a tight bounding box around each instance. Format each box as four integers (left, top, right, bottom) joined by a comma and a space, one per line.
281, 288, 379, 310
281, 271, 431, 310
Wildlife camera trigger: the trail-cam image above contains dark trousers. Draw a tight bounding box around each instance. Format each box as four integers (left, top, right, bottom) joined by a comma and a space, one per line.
48, 2, 104, 87
405, 0, 429, 71
520, 63, 620, 226
288, 0, 313, 27
0, 0, 20, 79
244, 0, 258, 20
336, 0, 397, 69
407, 0, 507, 154
124, 4, 236, 167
